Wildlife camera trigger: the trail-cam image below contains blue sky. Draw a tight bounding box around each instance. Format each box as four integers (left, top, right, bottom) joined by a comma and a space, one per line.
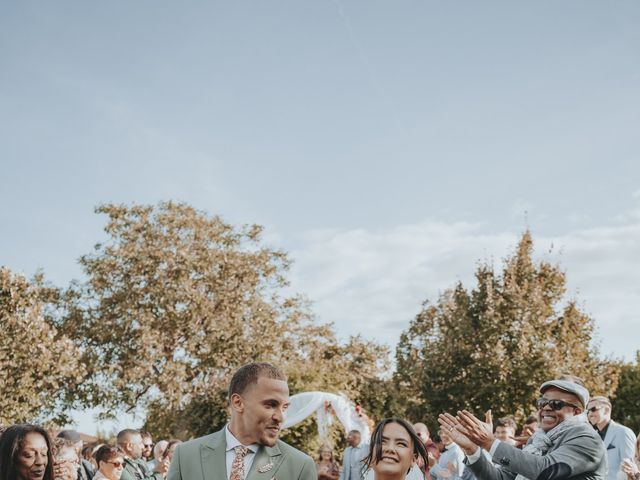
2, 1, 639, 433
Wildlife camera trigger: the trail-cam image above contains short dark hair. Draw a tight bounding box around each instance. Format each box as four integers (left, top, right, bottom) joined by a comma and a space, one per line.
524, 415, 538, 425
228, 362, 287, 401
0, 424, 54, 480
116, 429, 140, 445
95, 445, 123, 465
495, 417, 517, 431
365, 418, 429, 475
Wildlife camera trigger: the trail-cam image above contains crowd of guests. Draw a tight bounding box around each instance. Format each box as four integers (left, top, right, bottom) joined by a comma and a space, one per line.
1, 366, 640, 480
0, 426, 181, 480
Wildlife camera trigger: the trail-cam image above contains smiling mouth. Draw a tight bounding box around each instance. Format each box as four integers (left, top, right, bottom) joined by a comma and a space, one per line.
380, 457, 398, 463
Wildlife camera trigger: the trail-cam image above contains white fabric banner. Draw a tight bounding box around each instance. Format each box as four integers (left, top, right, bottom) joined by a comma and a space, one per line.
283, 391, 371, 444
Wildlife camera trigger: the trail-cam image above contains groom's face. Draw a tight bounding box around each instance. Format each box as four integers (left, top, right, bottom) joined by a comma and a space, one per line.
237, 376, 290, 446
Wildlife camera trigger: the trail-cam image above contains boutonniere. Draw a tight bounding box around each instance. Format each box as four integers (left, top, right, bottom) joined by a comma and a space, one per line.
258, 460, 274, 473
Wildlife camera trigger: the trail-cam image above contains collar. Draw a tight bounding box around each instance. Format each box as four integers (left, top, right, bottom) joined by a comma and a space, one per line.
225, 424, 260, 454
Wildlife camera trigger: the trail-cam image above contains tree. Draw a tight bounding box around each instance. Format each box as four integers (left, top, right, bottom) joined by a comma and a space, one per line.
612, 352, 640, 433
395, 232, 619, 432
61, 202, 389, 452
0, 267, 83, 425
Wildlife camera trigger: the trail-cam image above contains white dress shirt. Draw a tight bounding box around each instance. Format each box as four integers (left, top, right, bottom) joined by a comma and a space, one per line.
225, 425, 260, 480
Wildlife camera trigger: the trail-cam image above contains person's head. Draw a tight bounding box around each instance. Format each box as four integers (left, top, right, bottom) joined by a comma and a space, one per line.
52, 438, 79, 475
152, 440, 168, 462
95, 445, 124, 480
140, 432, 153, 461
494, 417, 517, 443
522, 415, 538, 436
162, 440, 181, 463
228, 362, 289, 447
347, 430, 362, 448
116, 429, 143, 460
56, 430, 82, 457
318, 445, 334, 463
537, 379, 588, 432
586, 396, 612, 428
365, 418, 428, 479
0, 424, 53, 480
412, 423, 430, 445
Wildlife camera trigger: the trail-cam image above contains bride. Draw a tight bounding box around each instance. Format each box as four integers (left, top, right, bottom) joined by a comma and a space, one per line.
363, 418, 429, 480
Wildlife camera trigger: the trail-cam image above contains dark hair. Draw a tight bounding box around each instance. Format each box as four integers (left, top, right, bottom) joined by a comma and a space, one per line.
524, 415, 538, 425
0, 424, 54, 480
140, 431, 152, 440
95, 445, 123, 466
495, 417, 517, 431
364, 418, 429, 475
228, 362, 287, 401
116, 429, 140, 445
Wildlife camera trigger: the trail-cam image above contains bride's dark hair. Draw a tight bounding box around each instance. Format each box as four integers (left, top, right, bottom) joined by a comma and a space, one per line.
363, 417, 429, 475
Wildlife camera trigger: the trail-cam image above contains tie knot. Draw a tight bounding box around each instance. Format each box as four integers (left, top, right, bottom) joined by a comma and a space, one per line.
234, 445, 249, 458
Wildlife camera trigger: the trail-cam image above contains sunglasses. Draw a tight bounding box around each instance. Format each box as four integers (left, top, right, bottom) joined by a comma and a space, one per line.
587, 406, 603, 413
534, 398, 580, 410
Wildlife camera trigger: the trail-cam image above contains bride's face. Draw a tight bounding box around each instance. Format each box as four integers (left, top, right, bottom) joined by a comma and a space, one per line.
372, 422, 415, 478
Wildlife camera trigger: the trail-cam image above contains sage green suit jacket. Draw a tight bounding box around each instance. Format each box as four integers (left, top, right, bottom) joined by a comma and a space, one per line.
166, 428, 317, 480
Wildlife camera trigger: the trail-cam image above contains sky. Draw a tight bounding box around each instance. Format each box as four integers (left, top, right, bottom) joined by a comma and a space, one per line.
1, 1, 639, 434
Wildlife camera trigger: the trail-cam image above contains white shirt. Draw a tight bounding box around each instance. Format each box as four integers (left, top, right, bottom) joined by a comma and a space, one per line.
225, 425, 260, 480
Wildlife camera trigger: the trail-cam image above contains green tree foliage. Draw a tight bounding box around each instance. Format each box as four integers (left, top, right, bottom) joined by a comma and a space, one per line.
0, 267, 84, 425
395, 232, 619, 432
61, 202, 388, 453
612, 352, 640, 433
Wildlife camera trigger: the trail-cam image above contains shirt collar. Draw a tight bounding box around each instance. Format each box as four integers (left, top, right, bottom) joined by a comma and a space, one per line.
225, 424, 260, 453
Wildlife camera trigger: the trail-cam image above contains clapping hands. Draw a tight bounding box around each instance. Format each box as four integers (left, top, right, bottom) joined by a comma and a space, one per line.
438, 410, 495, 455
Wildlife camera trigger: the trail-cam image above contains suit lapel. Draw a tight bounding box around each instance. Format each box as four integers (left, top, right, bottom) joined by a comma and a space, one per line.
201, 430, 228, 480
246, 444, 284, 480
603, 421, 615, 448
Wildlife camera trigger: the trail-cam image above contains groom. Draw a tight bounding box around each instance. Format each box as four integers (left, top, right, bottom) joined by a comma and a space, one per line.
167, 362, 317, 480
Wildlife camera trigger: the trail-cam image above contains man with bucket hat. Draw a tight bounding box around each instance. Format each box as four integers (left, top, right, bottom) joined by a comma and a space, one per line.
439, 378, 607, 480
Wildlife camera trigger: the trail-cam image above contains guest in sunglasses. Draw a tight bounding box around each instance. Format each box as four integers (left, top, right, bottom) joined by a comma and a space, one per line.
93, 446, 124, 480
439, 378, 607, 480
586, 396, 636, 480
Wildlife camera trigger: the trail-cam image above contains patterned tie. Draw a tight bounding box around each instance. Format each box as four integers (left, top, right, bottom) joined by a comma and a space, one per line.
230, 445, 249, 480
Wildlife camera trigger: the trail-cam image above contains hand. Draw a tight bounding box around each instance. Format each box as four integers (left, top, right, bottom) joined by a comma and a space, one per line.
485, 410, 493, 433
622, 458, 639, 477
154, 458, 170, 474
438, 413, 480, 455
53, 461, 78, 480
438, 469, 452, 478
447, 461, 457, 474
456, 410, 495, 451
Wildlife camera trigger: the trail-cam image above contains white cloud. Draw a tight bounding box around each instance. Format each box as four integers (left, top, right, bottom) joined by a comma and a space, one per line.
288, 211, 640, 362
